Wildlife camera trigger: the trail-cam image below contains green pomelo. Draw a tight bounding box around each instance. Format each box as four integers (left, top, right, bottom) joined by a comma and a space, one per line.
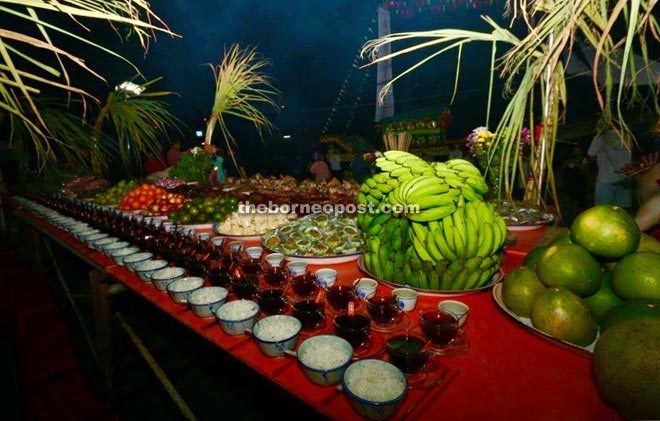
523, 246, 547, 271
593, 318, 660, 420
536, 243, 603, 297
600, 299, 660, 332
584, 272, 624, 320
501, 267, 546, 318
570, 204, 640, 259
611, 252, 660, 300
531, 287, 598, 347
546, 232, 572, 247
636, 232, 660, 254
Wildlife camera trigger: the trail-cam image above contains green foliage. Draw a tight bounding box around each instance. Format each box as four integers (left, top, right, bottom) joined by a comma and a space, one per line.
168, 148, 215, 183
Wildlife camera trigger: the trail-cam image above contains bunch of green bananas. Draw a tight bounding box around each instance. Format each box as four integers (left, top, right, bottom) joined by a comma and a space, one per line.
358, 150, 507, 291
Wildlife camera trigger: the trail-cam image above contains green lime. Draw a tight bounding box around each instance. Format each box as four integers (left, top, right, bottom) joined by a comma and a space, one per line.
188, 206, 200, 216
204, 204, 216, 214
212, 212, 225, 222
179, 213, 191, 224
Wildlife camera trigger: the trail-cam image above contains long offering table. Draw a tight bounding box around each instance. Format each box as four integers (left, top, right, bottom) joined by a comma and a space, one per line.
16, 205, 620, 420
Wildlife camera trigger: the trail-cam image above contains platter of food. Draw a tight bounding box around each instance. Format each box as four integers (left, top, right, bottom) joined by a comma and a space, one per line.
357, 256, 504, 297
213, 212, 295, 241
492, 283, 596, 355
262, 213, 363, 264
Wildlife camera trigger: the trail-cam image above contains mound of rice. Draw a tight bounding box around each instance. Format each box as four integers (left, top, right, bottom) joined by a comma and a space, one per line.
345, 360, 406, 403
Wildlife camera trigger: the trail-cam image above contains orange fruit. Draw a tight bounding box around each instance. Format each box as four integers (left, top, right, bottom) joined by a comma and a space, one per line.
611, 252, 660, 300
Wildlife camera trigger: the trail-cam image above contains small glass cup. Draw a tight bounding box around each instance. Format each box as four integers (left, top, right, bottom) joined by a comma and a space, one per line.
366, 293, 401, 325
386, 333, 429, 374
231, 272, 259, 299
263, 266, 287, 287
419, 308, 459, 346
325, 284, 356, 312
256, 286, 288, 315
291, 272, 318, 297
333, 312, 371, 348
292, 298, 326, 330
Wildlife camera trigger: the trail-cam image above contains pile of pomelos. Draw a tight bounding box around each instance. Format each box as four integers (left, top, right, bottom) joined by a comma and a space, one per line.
501, 204, 660, 419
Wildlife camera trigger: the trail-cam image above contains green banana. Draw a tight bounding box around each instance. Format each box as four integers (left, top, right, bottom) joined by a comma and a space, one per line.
444, 175, 465, 189
360, 183, 371, 194
452, 206, 467, 258
390, 221, 403, 251
376, 183, 394, 194
428, 270, 440, 290
409, 251, 423, 271
365, 177, 378, 189
442, 217, 456, 252
433, 227, 458, 262
357, 191, 368, 205
446, 158, 477, 169
464, 256, 483, 272
465, 176, 489, 195
416, 270, 430, 290
434, 168, 459, 178
464, 268, 483, 290
393, 251, 405, 272
383, 260, 394, 281
477, 266, 495, 287
490, 219, 503, 256
495, 217, 508, 249
435, 259, 448, 275
464, 217, 479, 258
410, 193, 455, 210
358, 212, 375, 231
479, 255, 496, 270
400, 175, 439, 200
407, 181, 450, 201
392, 271, 404, 285
411, 221, 429, 243
452, 225, 467, 259
413, 235, 434, 262
453, 164, 483, 177
465, 202, 479, 227
369, 212, 393, 229
461, 184, 480, 202
364, 252, 373, 273
383, 150, 411, 161
450, 267, 471, 290
407, 204, 456, 222
403, 264, 415, 287
369, 189, 383, 201
369, 237, 381, 256
372, 173, 390, 184
390, 167, 413, 178
425, 230, 443, 261
476, 222, 494, 258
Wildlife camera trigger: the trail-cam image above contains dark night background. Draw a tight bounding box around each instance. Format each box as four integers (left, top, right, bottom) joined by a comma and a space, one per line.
69, 0, 527, 172
4, 0, 656, 175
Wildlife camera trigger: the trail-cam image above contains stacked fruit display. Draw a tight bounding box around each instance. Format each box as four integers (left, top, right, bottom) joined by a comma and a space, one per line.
167, 195, 238, 225
500, 204, 660, 419
142, 193, 186, 217
94, 179, 140, 205
358, 150, 506, 291
118, 184, 167, 211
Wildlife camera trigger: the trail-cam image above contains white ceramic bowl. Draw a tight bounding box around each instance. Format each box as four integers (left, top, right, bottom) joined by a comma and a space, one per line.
102, 240, 130, 256
134, 259, 169, 283
150, 266, 186, 290
215, 300, 260, 336
296, 335, 353, 386
251, 315, 302, 358
84, 232, 109, 247
166, 276, 205, 304
122, 252, 154, 272
187, 286, 229, 318
92, 236, 119, 251
109, 246, 140, 265
342, 359, 408, 420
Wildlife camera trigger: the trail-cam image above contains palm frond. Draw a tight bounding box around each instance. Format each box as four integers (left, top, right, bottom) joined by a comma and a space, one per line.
0, 0, 177, 171
205, 43, 279, 177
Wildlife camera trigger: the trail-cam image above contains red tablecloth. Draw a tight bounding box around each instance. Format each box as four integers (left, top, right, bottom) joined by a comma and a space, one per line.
18, 208, 620, 421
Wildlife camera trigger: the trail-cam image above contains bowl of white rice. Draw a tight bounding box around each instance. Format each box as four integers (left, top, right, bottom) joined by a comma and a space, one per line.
342, 359, 408, 420
135, 260, 170, 284
251, 315, 302, 358
167, 276, 205, 304
122, 252, 154, 272
150, 266, 186, 290
109, 246, 140, 265
296, 335, 353, 386
188, 287, 229, 318
102, 240, 130, 256
215, 300, 260, 336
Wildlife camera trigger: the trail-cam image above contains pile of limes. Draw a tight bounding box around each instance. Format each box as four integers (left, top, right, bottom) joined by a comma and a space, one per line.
94, 179, 140, 205
168, 195, 239, 225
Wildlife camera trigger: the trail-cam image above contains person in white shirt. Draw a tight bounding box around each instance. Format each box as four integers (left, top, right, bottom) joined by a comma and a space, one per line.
328, 149, 342, 180
587, 129, 632, 208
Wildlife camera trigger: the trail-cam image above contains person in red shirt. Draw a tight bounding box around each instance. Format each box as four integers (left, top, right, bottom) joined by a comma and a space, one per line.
166, 140, 183, 167
309, 152, 330, 182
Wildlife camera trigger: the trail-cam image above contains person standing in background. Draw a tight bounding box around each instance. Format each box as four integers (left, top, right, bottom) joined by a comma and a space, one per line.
309, 152, 331, 182
328, 149, 342, 180
166, 140, 183, 167
588, 129, 632, 208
